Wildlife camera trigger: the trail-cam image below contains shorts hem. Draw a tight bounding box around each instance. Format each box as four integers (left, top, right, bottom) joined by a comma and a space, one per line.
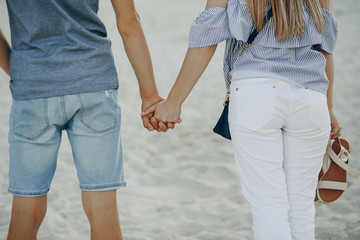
8, 187, 50, 197
80, 181, 126, 191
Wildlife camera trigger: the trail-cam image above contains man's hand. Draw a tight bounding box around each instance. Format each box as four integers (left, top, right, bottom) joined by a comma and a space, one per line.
141, 94, 167, 131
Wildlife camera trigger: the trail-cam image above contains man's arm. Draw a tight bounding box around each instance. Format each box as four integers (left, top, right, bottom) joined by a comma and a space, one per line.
110, 0, 166, 131
0, 29, 11, 76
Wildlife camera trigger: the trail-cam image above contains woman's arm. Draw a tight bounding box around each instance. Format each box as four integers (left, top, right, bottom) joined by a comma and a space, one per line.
111, 0, 164, 131
149, 45, 217, 127
317, 47, 340, 139
160, 0, 229, 106
324, 52, 340, 139
142, 0, 229, 131
316, 0, 338, 138
0, 29, 11, 76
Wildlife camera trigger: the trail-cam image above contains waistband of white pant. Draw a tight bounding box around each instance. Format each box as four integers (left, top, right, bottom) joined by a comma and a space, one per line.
230, 77, 327, 96
231, 77, 302, 89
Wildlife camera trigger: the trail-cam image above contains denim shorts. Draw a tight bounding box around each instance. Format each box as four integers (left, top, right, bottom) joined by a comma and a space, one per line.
8, 90, 126, 197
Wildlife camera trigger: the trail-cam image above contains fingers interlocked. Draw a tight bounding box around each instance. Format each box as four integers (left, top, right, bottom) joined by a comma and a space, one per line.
141, 100, 182, 132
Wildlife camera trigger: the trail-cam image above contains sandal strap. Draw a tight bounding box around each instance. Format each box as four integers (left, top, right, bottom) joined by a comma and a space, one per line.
328, 148, 360, 178
317, 180, 347, 191
322, 144, 331, 174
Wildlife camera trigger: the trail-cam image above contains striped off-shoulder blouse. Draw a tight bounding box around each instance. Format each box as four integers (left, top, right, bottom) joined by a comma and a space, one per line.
188, 0, 338, 94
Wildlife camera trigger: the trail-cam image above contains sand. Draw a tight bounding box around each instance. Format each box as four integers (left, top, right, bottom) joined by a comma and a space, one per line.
0, 0, 359, 239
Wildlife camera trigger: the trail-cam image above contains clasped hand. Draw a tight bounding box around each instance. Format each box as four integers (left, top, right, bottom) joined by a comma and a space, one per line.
141, 100, 182, 132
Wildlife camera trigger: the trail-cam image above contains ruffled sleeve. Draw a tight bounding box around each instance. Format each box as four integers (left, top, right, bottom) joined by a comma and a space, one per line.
226, 0, 254, 42
320, 9, 338, 54
188, 7, 231, 48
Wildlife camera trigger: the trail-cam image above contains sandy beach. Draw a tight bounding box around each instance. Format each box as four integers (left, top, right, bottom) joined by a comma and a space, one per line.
0, 0, 359, 239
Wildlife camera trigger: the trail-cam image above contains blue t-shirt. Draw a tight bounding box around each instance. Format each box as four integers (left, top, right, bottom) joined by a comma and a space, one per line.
6, 0, 118, 100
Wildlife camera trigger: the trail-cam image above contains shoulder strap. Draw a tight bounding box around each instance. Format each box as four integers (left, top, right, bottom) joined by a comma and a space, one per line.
247, 7, 273, 44
225, 7, 273, 93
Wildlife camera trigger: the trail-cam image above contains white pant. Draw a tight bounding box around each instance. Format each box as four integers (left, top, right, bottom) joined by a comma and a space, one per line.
229, 78, 330, 240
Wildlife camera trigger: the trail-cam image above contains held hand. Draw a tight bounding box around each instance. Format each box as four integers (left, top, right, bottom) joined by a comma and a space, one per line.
153, 101, 182, 132
329, 109, 341, 139
142, 100, 182, 132
149, 117, 176, 132
141, 94, 164, 131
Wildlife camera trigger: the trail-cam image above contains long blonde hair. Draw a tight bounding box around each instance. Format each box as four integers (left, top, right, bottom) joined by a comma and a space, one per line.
246, 0, 333, 40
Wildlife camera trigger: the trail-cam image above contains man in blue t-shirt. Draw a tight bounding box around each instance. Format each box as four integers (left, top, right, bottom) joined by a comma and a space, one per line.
0, 0, 173, 239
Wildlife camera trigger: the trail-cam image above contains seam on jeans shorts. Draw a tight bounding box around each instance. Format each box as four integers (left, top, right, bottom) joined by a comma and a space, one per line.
79, 181, 126, 190
8, 186, 50, 197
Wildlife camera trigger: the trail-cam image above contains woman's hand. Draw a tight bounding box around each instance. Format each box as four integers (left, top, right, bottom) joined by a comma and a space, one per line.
142, 100, 182, 132
329, 109, 341, 139
152, 100, 182, 132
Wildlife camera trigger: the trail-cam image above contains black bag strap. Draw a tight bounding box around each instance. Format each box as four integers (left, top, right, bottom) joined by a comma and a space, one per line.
246, 7, 273, 44
224, 7, 273, 94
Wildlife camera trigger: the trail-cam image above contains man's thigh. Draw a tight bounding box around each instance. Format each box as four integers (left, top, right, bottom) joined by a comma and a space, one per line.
65, 90, 126, 192
8, 97, 62, 197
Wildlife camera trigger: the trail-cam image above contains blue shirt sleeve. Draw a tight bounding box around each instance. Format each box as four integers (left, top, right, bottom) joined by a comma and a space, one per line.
320, 9, 338, 54
188, 7, 231, 48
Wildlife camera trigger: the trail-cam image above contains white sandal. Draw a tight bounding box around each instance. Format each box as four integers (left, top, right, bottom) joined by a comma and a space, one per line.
315, 138, 359, 204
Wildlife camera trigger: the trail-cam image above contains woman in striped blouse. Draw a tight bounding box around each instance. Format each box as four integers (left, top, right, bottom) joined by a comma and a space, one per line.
144, 0, 339, 239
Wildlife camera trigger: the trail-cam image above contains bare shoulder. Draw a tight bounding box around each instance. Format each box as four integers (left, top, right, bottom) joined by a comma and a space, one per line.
205, 0, 229, 9
320, 0, 334, 12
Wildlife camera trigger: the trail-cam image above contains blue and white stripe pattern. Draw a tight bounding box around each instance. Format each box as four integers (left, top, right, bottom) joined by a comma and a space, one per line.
188, 0, 338, 94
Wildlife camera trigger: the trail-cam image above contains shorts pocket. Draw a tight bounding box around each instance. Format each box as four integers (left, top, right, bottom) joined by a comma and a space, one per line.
229, 83, 277, 131
79, 90, 118, 133
307, 90, 330, 132
12, 99, 50, 140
